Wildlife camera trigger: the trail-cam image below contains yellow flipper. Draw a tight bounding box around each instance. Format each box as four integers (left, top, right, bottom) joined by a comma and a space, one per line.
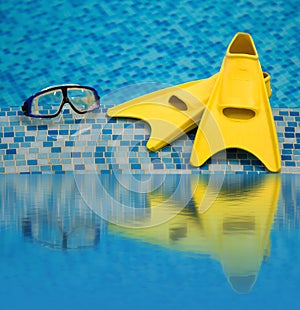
107, 75, 217, 151
107, 71, 271, 152
190, 32, 281, 172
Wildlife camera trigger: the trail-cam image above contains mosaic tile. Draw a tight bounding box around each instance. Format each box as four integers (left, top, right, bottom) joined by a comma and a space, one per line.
1, 0, 300, 111
0, 107, 299, 174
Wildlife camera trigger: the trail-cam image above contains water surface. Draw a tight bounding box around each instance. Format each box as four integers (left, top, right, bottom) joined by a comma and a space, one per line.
0, 174, 299, 309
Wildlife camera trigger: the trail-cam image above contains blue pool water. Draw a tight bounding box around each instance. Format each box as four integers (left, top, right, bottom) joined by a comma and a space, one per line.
1, 0, 300, 109
0, 174, 299, 309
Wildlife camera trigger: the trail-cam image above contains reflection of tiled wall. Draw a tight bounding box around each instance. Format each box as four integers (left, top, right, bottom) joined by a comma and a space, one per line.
0, 107, 299, 174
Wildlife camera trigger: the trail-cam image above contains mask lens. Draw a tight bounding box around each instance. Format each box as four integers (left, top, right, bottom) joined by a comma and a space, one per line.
68, 88, 99, 112
30, 90, 63, 116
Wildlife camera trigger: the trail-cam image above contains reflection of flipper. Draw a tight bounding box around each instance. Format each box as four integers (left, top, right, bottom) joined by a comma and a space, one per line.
107, 71, 271, 152
110, 174, 280, 294
190, 33, 281, 172
191, 174, 280, 293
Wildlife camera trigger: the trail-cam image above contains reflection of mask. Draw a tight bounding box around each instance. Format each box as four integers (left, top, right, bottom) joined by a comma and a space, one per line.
5, 174, 105, 250
22, 217, 100, 250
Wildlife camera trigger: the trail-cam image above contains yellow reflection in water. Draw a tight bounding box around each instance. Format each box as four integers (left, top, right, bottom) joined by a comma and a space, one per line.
111, 174, 281, 294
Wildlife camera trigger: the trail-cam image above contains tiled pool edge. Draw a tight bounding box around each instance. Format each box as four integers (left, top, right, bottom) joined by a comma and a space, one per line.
0, 107, 299, 174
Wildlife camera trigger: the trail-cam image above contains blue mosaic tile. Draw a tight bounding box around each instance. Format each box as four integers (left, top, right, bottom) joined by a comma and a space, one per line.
254, 165, 266, 172
4, 155, 14, 160
51, 147, 61, 153
14, 137, 24, 143
27, 126, 38, 131
0, 144, 8, 149
83, 152, 92, 157
21, 142, 31, 148
165, 164, 175, 169
43, 142, 53, 147
4, 132, 14, 137
75, 164, 85, 170
41, 166, 51, 171
62, 159, 72, 164
71, 152, 81, 158
6, 149, 16, 155
0, 106, 300, 174
94, 152, 104, 158
174, 158, 183, 164
25, 136, 35, 142
16, 160, 26, 166
27, 160, 37, 165
151, 158, 161, 163
47, 135, 57, 141
285, 133, 295, 138
52, 165, 62, 171
283, 143, 293, 149
95, 158, 105, 164
15, 132, 25, 137
129, 158, 139, 164
285, 127, 295, 132
285, 161, 296, 167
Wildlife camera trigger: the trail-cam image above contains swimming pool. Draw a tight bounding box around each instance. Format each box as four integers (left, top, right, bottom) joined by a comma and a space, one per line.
0, 174, 299, 309
1, 0, 299, 109
1, 1, 300, 309
1, 0, 299, 174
